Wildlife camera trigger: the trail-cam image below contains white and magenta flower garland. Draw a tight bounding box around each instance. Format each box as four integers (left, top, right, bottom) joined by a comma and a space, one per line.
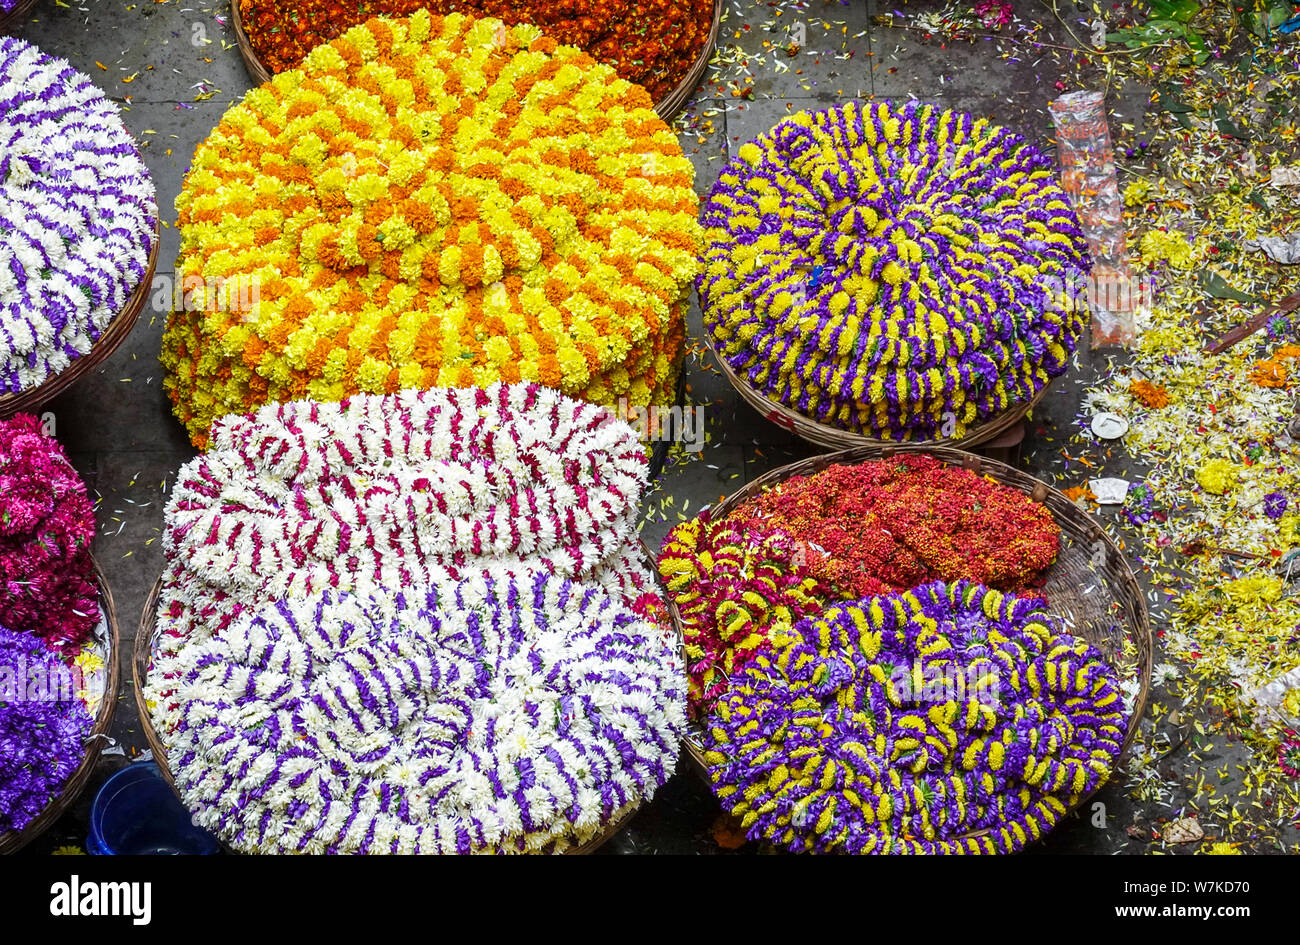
0, 37, 157, 394
148, 384, 682, 852
154, 385, 657, 655
155, 571, 685, 854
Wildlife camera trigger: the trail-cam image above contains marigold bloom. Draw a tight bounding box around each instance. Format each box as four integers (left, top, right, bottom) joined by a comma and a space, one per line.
164, 12, 700, 447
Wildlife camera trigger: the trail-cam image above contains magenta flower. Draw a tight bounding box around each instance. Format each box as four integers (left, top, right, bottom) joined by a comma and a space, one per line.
0, 415, 99, 655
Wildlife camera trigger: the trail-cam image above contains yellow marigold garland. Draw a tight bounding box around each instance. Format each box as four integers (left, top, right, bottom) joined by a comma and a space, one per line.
163, 11, 700, 446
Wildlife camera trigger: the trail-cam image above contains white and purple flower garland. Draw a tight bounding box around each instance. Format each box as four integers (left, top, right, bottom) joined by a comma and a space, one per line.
147, 384, 680, 851
0, 37, 157, 394
151, 570, 685, 854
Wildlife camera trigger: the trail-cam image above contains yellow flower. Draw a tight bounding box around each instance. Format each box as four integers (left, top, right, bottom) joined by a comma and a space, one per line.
163, 11, 700, 448
1195, 458, 1240, 495
1123, 178, 1152, 207
1138, 229, 1193, 268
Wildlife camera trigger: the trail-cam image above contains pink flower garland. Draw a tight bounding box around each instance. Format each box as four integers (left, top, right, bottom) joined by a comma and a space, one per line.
0, 415, 99, 654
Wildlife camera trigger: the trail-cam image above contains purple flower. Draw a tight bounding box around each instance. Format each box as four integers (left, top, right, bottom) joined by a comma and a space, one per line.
0, 625, 92, 834
0, 37, 157, 394
703, 580, 1127, 854
699, 101, 1090, 441
1264, 492, 1288, 520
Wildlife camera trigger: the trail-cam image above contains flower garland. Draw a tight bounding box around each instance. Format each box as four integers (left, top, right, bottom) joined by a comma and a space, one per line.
238, 1, 715, 103
150, 570, 685, 854
658, 455, 1061, 712
0, 414, 99, 654
703, 581, 1127, 854
163, 11, 700, 448
699, 101, 1090, 440
154, 384, 658, 670
0, 625, 93, 835
0, 37, 157, 394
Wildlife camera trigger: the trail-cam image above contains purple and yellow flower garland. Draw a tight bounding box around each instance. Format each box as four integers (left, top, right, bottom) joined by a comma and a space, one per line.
699, 101, 1090, 440
704, 580, 1126, 854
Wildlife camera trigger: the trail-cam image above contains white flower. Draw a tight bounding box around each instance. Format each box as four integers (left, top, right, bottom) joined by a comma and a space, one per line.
0, 38, 157, 393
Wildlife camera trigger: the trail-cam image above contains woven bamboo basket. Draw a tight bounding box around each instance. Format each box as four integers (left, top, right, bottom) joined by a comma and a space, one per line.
0, 0, 39, 34
134, 540, 680, 855
230, 1, 719, 121
667, 444, 1153, 842
229, 1, 271, 85
706, 330, 1053, 452
0, 558, 121, 854
0, 221, 159, 418
652, 0, 721, 122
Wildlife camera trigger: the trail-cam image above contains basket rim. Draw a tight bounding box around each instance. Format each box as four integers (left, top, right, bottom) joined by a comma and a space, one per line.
703, 323, 1053, 452
0, 556, 122, 854
0, 0, 40, 34
0, 218, 160, 418
134, 538, 679, 855
229, 0, 720, 121
666, 443, 1154, 837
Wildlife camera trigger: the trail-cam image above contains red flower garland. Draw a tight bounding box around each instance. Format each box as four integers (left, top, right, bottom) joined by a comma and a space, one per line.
658, 455, 1062, 714
239, 1, 714, 102
728, 455, 1061, 599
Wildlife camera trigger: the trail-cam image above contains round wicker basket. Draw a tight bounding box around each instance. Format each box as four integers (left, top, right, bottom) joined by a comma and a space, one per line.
0, 558, 122, 855
705, 330, 1053, 452
0, 0, 39, 35
0, 221, 159, 418
134, 542, 680, 855
230, 0, 719, 121
667, 443, 1153, 839
652, 0, 720, 122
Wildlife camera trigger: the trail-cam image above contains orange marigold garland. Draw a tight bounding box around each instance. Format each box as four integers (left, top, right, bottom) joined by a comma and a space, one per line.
163, 11, 700, 447
239, 0, 715, 103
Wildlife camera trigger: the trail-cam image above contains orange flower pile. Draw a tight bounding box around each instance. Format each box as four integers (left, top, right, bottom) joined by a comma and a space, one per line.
163, 12, 700, 447
238, 0, 715, 103
1129, 379, 1171, 408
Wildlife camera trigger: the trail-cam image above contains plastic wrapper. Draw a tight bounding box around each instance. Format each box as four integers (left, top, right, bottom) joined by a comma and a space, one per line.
1050, 90, 1138, 347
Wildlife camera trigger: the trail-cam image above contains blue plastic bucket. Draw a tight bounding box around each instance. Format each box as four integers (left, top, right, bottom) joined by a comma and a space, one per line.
87, 762, 219, 855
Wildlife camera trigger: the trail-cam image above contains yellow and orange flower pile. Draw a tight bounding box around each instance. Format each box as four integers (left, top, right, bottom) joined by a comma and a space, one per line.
163, 11, 700, 447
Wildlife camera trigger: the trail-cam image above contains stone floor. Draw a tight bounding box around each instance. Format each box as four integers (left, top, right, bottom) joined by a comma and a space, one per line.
7, 0, 1182, 854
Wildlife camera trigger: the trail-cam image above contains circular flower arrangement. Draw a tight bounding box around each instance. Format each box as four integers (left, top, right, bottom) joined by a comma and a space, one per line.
163, 11, 700, 448
658, 454, 1060, 712
704, 581, 1126, 854
0, 625, 93, 835
0, 37, 157, 395
0, 414, 100, 655
699, 100, 1090, 440
150, 570, 685, 854
238, 1, 715, 103
154, 383, 658, 672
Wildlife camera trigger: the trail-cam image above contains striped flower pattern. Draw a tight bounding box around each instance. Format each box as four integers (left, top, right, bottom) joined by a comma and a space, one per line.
151, 384, 658, 662
704, 581, 1126, 854
699, 101, 1090, 440
0, 37, 157, 394
155, 570, 685, 854
146, 384, 683, 852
